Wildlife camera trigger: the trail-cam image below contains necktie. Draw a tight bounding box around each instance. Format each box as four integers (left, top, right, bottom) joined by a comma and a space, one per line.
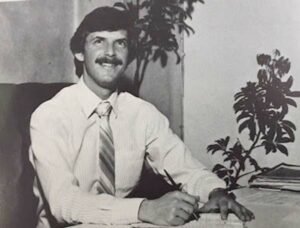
95, 101, 115, 195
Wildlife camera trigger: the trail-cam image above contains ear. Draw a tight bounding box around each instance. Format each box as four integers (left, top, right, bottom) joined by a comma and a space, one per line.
74, 52, 84, 62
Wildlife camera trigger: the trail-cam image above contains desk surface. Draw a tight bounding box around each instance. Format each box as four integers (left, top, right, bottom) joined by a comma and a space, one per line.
70, 188, 300, 228
237, 188, 300, 228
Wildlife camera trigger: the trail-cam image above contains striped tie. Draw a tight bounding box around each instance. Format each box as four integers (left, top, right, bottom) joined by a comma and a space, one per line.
95, 102, 115, 195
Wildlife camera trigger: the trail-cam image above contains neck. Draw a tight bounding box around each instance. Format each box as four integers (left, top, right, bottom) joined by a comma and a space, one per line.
83, 75, 116, 100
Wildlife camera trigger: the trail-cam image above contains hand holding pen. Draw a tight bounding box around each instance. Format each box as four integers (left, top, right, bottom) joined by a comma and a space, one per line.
138, 170, 201, 226
164, 169, 200, 221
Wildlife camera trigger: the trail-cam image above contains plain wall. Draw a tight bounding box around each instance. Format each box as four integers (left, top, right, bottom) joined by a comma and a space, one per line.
0, 0, 76, 83
184, 0, 300, 176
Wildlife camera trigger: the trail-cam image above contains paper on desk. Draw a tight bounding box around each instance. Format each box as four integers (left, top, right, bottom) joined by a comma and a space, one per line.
238, 189, 300, 207
69, 214, 246, 228
130, 213, 246, 228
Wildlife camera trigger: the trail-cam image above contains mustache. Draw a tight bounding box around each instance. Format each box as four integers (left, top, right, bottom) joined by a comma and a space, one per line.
95, 57, 123, 66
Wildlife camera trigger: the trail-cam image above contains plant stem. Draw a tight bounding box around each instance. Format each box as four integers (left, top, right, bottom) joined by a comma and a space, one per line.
247, 130, 261, 153
252, 144, 263, 150
233, 163, 238, 172
134, 57, 142, 96
236, 170, 258, 181
234, 130, 262, 183
138, 53, 150, 91
234, 164, 242, 184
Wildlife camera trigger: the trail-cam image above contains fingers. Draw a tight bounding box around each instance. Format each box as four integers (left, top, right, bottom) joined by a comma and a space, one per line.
165, 208, 186, 226
138, 191, 202, 226
247, 208, 255, 220
174, 191, 199, 206
197, 194, 255, 223
231, 201, 255, 222
174, 208, 190, 221
219, 200, 229, 220
241, 207, 255, 221
176, 200, 194, 214
197, 202, 210, 213
235, 201, 254, 220
164, 192, 199, 226
169, 217, 185, 226
197, 200, 218, 213
231, 202, 246, 221
167, 191, 199, 215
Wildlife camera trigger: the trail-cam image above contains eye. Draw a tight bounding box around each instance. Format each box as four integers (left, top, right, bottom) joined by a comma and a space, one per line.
116, 39, 128, 48
93, 38, 104, 45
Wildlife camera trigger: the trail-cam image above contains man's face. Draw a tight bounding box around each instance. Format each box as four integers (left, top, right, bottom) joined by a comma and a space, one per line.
76, 30, 129, 91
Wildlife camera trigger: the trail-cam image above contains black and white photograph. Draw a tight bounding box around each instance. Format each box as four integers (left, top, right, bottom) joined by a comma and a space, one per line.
0, 0, 299, 227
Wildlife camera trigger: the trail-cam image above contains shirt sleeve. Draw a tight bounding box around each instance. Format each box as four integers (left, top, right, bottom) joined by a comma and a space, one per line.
143, 103, 226, 203
29, 105, 144, 226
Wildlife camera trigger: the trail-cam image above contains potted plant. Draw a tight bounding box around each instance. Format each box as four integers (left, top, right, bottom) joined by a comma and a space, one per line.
207, 50, 300, 190
115, 0, 204, 96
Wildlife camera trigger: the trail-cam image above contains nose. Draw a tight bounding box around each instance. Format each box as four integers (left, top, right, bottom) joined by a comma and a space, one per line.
105, 42, 116, 57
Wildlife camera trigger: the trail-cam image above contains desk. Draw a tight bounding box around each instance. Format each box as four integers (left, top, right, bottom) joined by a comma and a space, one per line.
236, 188, 300, 228
69, 188, 300, 228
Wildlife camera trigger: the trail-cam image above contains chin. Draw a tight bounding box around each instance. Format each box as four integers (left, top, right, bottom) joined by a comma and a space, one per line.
99, 79, 119, 90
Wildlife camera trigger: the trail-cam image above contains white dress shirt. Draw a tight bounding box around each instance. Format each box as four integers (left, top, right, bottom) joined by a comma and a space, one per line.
29, 77, 225, 227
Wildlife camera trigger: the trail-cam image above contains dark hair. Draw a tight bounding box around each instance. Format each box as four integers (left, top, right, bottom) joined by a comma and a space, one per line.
70, 6, 136, 77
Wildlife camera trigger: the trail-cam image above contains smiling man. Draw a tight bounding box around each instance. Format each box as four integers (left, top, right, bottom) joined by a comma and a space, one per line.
74, 29, 128, 99
29, 6, 254, 228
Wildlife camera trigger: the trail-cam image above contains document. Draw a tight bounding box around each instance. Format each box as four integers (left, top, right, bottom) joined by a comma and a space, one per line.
249, 163, 300, 192
238, 188, 300, 207
130, 213, 245, 228
72, 213, 246, 228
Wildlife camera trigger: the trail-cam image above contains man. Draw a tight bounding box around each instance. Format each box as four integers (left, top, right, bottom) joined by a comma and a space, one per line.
29, 6, 254, 228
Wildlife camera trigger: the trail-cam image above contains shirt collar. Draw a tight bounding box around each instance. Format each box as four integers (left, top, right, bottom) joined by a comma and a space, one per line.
77, 77, 119, 118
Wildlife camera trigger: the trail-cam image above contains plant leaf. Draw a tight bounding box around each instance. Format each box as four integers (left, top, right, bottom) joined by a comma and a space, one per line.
248, 118, 256, 141
282, 120, 296, 130
236, 112, 250, 123
238, 119, 250, 133
160, 50, 168, 67
140, 1, 151, 9
266, 125, 276, 141
257, 69, 268, 84
263, 141, 275, 154
274, 49, 281, 57
285, 76, 293, 89
287, 91, 300, 97
257, 54, 271, 66
249, 158, 260, 171
212, 164, 226, 172
276, 137, 292, 143
282, 125, 295, 142
285, 98, 297, 107
174, 50, 181, 64
225, 136, 230, 147
207, 144, 222, 154
113, 2, 128, 10
153, 49, 162, 62
277, 144, 288, 156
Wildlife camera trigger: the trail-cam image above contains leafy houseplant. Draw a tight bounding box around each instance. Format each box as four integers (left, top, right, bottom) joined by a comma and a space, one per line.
207, 50, 300, 190
115, 0, 204, 96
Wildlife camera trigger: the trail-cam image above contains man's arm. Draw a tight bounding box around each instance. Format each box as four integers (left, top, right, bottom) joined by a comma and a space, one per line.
137, 103, 254, 225
30, 106, 144, 225
142, 103, 226, 201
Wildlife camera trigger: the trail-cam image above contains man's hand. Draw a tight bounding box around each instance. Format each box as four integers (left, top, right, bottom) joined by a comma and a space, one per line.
138, 191, 199, 226
197, 188, 255, 222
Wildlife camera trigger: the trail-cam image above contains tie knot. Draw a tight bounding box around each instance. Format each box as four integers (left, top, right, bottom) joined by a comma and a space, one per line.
96, 102, 112, 118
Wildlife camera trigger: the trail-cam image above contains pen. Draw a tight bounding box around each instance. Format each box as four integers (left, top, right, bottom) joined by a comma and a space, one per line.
163, 169, 199, 221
